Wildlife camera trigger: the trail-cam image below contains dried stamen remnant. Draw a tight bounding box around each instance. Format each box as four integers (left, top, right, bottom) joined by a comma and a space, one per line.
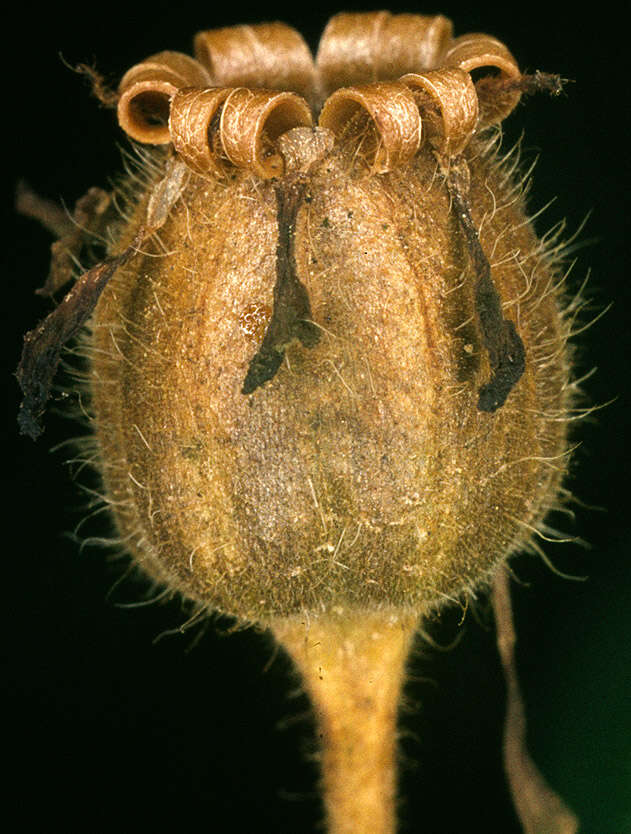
16, 230, 143, 440
445, 159, 526, 411
478, 69, 565, 101
16, 185, 113, 297
16, 156, 189, 440
242, 178, 321, 393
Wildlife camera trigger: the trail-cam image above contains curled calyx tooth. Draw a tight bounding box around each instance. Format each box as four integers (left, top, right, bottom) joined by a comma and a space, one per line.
401, 68, 478, 157
194, 22, 316, 100
315, 11, 453, 100
169, 88, 313, 179
444, 33, 521, 126
219, 89, 313, 178
117, 51, 211, 144
169, 88, 233, 177
113, 14, 526, 179
319, 82, 421, 173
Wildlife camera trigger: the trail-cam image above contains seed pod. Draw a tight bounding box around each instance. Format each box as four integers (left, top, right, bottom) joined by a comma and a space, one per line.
17, 13, 572, 626
17, 13, 580, 832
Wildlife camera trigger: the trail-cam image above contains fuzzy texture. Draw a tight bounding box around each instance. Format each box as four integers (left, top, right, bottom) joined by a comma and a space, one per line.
87, 127, 571, 625
14, 18, 583, 834
272, 609, 419, 834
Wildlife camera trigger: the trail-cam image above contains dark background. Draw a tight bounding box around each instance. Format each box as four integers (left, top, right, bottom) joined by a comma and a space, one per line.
4, 1, 629, 831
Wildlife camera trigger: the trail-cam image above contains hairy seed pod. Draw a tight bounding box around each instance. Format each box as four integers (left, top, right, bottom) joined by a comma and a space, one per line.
47, 14, 570, 630
18, 13, 572, 626
17, 13, 579, 832
89, 129, 569, 625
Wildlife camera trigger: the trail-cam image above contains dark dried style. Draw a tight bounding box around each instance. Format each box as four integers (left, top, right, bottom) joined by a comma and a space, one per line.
242, 178, 321, 394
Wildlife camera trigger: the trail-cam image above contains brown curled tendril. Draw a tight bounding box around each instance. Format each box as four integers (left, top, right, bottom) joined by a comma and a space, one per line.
401, 68, 478, 157
114, 17, 528, 168
444, 34, 521, 126
319, 82, 421, 173
194, 22, 315, 101
168, 87, 233, 177
315, 11, 453, 100
169, 87, 312, 179
219, 89, 313, 179
117, 51, 211, 144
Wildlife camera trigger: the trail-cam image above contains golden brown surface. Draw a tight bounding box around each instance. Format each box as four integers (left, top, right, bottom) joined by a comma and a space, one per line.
89, 128, 570, 623
273, 609, 419, 834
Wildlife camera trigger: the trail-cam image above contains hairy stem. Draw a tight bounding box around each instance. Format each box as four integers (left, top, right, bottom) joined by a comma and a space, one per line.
271, 608, 419, 834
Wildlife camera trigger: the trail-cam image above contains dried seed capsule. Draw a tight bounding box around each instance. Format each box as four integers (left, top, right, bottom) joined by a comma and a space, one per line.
17, 15, 580, 833
85, 103, 569, 625
17, 17, 573, 626
18, 19, 576, 629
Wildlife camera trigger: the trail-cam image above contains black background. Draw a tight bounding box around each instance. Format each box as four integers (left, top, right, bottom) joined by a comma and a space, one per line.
4, 1, 630, 832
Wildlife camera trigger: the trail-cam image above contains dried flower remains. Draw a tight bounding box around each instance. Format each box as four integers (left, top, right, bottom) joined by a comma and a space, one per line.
17, 12, 581, 833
